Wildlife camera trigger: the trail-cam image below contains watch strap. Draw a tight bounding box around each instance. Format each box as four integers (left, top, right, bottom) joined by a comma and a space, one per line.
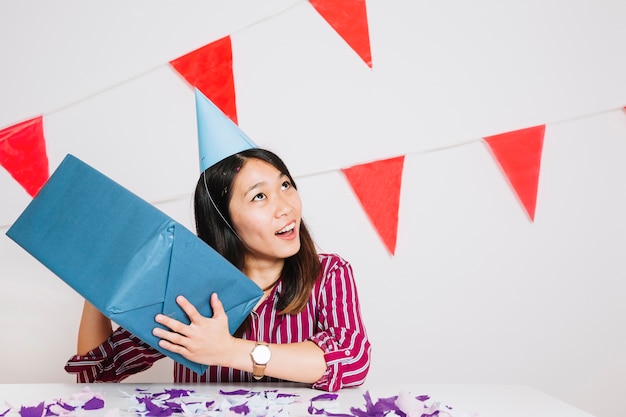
251, 342, 271, 380
252, 362, 267, 380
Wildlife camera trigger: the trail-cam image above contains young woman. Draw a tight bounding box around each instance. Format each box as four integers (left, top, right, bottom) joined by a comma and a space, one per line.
65, 148, 371, 392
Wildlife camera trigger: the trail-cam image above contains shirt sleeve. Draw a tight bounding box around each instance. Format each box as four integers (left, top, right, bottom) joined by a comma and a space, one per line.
64, 327, 165, 382
308, 255, 371, 392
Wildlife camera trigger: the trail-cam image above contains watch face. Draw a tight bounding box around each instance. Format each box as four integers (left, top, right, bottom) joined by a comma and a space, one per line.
252, 344, 271, 364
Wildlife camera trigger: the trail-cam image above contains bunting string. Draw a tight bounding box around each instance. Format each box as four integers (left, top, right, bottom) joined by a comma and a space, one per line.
2, 105, 624, 233
0, 0, 311, 132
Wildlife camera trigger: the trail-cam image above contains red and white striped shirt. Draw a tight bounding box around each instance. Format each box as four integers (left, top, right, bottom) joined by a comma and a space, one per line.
65, 253, 371, 392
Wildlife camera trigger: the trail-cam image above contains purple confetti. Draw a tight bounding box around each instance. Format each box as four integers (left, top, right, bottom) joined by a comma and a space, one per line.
45, 401, 76, 417
55, 402, 75, 412
158, 389, 195, 399
308, 394, 353, 417
276, 392, 300, 398
229, 403, 250, 415
163, 401, 184, 413
416, 395, 430, 402
1, 409, 11, 417
44, 405, 56, 417
308, 407, 354, 417
311, 393, 339, 402
138, 397, 173, 417
19, 402, 45, 417
350, 391, 406, 417
331, 411, 354, 416
82, 397, 105, 411
219, 389, 251, 396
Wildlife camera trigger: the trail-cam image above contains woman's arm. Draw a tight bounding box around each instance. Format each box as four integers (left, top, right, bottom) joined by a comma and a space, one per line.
153, 294, 328, 384
77, 300, 113, 355
307, 254, 371, 390
67, 300, 164, 382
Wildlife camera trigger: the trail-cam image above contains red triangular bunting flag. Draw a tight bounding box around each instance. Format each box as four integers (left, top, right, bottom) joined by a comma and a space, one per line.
170, 36, 238, 124
309, 0, 373, 68
484, 125, 545, 221
341, 156, 404, 255
0, 116, 49, 197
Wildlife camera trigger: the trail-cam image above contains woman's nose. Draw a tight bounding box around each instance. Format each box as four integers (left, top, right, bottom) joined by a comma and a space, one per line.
275, 196, 293, 217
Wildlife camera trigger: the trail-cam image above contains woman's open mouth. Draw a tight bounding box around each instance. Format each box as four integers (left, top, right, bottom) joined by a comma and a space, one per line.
275, 221, 296, 236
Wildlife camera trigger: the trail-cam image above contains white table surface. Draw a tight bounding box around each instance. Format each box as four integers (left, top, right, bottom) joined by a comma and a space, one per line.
0, 382, 595, 417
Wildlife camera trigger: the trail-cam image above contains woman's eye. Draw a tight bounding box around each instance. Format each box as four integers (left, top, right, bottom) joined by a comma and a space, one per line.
281, 181, 292, 190
252, 193, 266, 201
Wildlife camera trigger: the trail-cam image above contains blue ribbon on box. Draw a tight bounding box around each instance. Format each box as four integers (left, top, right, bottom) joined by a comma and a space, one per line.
6, 154, 263, 375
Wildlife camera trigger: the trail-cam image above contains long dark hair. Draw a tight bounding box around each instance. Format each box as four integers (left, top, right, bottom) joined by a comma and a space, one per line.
194, 148, 321, 314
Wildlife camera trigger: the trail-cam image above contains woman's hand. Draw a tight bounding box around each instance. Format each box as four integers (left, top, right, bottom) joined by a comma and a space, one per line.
153, 293, 236, 366
154, 293, 327, 384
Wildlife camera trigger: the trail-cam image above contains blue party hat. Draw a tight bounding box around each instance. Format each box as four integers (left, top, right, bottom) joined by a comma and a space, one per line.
195, 89, 256, 172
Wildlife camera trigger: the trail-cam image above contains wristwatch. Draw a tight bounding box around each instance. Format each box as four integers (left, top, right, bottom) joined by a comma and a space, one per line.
250, 342, 271, 380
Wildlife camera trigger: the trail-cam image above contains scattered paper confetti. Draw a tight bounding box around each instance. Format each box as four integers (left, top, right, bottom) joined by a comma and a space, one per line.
120, 387, 305, 417
2, 387, 477, 417
310, 390, 478, 417
1, 388, 104, 417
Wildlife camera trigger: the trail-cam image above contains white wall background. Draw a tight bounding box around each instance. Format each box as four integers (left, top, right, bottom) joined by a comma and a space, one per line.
1, 1, 625, 416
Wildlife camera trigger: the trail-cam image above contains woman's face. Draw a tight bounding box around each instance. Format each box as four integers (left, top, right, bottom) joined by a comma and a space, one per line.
228, 158, 302, 265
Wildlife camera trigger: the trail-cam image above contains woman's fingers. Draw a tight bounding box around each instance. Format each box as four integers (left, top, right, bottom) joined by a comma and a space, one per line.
152, 293, 234, 364
153, 293, 219, 341
210, 293, 226, 318
153, 294, 204, 333
154, 312, 186, 335
176, 295, 203, 322
156, 337, 187, 354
